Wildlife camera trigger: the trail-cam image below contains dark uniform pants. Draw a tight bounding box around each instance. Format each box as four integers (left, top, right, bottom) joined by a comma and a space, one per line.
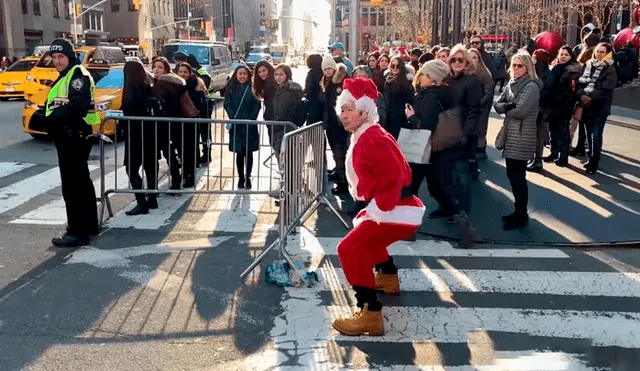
54, 135, 98, 237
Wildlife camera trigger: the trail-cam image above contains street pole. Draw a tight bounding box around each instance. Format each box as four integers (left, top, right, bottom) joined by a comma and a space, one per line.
432, 0, 438, 45
187, 1, 191, 40
330, 0, 336, 42
73, 0, 78, 43
348, 0, 358, 60
452, 0, 461, 44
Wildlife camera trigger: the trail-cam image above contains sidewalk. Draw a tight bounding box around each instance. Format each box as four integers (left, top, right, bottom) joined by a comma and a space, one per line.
417, 115, 640, 245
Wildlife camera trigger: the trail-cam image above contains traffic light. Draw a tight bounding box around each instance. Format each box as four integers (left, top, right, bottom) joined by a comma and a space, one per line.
133, 0, 140, 10
74, 3, 81, 17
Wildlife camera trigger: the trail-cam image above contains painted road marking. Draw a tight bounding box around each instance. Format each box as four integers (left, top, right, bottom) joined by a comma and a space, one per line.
10, 166, 122, 225
0, 167, 67, 215
286, 231, 570, 259
0, 162, 35, 179
316, 268, 640, 297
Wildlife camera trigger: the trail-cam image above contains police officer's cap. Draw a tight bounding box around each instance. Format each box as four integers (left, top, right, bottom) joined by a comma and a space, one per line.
174, 51, 188, 62
50, 39, 76, 61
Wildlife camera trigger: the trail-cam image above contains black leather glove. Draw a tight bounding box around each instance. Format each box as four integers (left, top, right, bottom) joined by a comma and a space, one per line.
505, 103, 517, 111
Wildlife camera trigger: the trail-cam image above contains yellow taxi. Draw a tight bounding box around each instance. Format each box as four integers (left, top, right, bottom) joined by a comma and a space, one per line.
23, 63, 124, 139
0, 57, 40, 100
23, 45, 125, 100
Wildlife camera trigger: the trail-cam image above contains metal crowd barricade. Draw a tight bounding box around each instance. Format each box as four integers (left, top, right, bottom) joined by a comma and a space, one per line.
96, 111, 298, 228
240, 122, 350, 280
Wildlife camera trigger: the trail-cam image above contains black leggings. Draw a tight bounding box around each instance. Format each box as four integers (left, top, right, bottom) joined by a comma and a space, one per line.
236, 149, 254, 180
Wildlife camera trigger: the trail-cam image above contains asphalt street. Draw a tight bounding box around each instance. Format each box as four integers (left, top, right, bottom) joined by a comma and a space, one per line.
0, 68, 639, 370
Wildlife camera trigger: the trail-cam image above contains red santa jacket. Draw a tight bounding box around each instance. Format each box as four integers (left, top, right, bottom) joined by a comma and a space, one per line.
345, 122, 425, 227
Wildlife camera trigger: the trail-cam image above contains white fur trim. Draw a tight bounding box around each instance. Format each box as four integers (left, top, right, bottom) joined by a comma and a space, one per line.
345, 122, 376, 202
337, 89, 355, 110
354, 96, 379, 123
353, 198, 426, 227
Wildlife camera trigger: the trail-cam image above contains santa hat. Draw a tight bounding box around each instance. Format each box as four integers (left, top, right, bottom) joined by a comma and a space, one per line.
337, 78, 379, 123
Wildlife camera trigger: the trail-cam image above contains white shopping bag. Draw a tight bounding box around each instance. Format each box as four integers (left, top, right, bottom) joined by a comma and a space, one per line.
397, 128, 432, 164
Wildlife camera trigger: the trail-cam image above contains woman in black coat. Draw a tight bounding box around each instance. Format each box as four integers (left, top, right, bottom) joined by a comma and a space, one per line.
224, 65, 261, 189
252, 60, 277, 151
122, 61, 155, 215
382, 56, 415, 139
304, 54, 324, 125
539, 46, 581, 166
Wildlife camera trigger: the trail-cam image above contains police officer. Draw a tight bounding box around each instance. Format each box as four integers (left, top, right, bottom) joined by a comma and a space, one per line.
46, 39, 100, 247
186, 53, 213, 164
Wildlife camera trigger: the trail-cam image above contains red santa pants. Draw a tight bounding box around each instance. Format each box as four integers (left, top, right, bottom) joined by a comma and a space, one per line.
337, 220, 417, 288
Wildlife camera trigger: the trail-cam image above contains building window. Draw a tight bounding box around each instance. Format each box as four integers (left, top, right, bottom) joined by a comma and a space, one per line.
52, 0, 59, 17
64, 0, 70, 18
22, 0, 28, 14
33, 0, 41, 15
152, 1, 156, 14
111, 0, 119, 12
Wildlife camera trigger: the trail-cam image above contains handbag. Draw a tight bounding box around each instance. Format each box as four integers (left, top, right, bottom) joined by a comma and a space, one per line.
397, 108, 432, 164
227, 85, 249, 130
572, 103, 583, 121
495, 124, 507, 150
430, 99, 463, 152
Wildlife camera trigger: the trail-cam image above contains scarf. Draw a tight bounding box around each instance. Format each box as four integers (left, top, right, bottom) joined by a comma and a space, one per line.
507, 75, 534, 102
578, 53, 614, 94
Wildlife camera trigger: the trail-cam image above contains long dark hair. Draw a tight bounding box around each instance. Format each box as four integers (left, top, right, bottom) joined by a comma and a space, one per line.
388, 56, 408, 83
152, 57, 171, 75
274, 64, 292, 83
122, 60, 149, 105
175, 62, 193, 76
551, 45, 574, 66
252, 60, 274, 99
227, 65, 252, 90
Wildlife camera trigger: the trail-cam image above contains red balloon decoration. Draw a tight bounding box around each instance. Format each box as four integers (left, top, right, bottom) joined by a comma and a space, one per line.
534, 31, 564, 58
633, 3, 640, 25
632, 34, 640, 50
614, 27, 635, 51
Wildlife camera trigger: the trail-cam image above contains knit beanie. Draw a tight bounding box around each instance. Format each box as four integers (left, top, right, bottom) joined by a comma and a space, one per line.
418, 60, 450, 83
50, 38, 76, 62
322, 54, 337, 70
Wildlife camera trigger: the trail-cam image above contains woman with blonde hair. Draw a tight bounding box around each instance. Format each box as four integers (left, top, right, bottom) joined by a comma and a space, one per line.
494, 52, 542, 230
446, 45, 482, 236
576, 42, 617, 174
469, 47, 494, 162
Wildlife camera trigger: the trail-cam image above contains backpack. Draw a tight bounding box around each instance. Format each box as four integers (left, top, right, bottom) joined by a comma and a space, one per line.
430, 105, 463, 152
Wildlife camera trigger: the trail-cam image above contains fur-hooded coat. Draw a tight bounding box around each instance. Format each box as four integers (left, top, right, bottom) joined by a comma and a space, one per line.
320, 63, 348, 130
151, 73, 198, 118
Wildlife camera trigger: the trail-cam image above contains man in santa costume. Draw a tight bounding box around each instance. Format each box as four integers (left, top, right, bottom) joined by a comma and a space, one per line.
332, 78, 425, 336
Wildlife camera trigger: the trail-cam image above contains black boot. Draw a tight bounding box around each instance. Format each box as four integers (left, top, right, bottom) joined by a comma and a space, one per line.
52, 233, 89, 248
126, 199, 149, 216
183, 175, 195, 188
501, 212, 517, 223
526, 158, 543, 172
245, 175, 252, 190
542, 154, 557, 163
569, 147, 585, 157
146, 195, 158, 209
332, 182, 349, 195
503, 213, 529, 230
586, 157, 599, 175
328, 171, 340, 181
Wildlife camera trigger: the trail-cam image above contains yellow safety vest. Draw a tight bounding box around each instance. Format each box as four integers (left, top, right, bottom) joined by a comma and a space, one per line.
45, 65, 101, 126
197, 66, 215, 98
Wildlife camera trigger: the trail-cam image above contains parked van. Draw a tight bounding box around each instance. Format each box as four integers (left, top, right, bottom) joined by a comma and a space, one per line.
159, 39, 233, 95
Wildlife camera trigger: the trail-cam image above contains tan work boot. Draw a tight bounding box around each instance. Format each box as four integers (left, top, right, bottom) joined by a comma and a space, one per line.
332, 304, 384, 336
375, 272, 401, 296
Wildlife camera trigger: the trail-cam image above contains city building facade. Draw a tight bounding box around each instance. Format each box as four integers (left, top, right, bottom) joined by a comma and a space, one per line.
1, 0, 73, 57
259, 0, 278, 43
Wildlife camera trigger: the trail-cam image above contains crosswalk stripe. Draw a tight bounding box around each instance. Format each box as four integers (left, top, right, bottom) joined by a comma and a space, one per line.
324, 306, 640, 347
0, 162, 35, 179
286, 232, 570, 259
316, 268, 640, 297
10, 166, 125, 225
0, 166, 78, 215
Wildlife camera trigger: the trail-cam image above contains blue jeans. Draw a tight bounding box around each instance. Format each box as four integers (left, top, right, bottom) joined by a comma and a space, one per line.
585, 111, 608, 159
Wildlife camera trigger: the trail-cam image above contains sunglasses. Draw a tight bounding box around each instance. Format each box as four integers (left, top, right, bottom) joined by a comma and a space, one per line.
390, 64, 399, 69
512, 63, 525, 69
471, 41, 481, 44
450, 57, 465, 64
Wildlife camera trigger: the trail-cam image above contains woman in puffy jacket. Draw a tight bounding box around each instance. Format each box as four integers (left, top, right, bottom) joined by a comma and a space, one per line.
224, 65, 261, 189
539, 46, 581, 166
